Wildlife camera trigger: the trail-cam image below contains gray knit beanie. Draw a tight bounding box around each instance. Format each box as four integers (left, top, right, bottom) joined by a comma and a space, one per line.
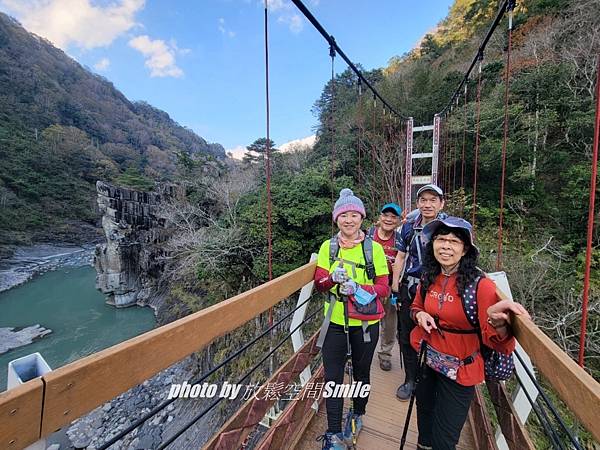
332, 188, 366, 222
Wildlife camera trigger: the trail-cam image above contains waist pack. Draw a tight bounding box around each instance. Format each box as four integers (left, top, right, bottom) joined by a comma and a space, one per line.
347, 287, 385, 322
421, 275, 515, 381
425, 343, 477, 381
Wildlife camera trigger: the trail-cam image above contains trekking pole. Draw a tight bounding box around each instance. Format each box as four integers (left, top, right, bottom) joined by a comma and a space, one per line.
399, 340, 427, 450
342, 293, 359, 449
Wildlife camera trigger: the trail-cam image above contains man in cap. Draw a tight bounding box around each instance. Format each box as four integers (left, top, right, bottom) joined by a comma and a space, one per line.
367, 202, 403, 371
392, 184, 447, 400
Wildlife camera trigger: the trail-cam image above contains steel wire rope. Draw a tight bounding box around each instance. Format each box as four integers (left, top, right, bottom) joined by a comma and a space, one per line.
371, 95, 378, 206
96, 293, 317, 450
437, 0, 511, 115
357, 80, 363, 187
155, 307, 322, 450
289, 0, 407, 121
453, 99, 459, 193
263, 0, 276, 386
513, 369, 566, 450
497, 1, 515, 271
461, 85, 468, 192
330, 42, 337, 212
471, 55, 484, 232
513, 350, 584, 450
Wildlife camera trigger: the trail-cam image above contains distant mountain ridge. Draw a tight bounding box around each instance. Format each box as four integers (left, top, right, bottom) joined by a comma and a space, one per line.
0, 12, 224, 159
0, 12, 224, 248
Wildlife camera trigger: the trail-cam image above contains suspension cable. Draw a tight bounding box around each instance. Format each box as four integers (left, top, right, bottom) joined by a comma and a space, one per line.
579, 57, 600, 366
513, 351, 584, 450
156, 307, 321, 450
438, 0, 511, 115
96, 294, 316, 450
497, 2, 515, 271
471, 55, 483, 230
290, 0, 406, 120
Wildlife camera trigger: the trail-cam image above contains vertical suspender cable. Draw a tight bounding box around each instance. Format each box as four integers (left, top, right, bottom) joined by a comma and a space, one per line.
263, 0, 274, 382
497, 2, 514, 271
357, 80, 363, 186
371, 94, 378, 203
264, 1, 273, 285
453, 98, 459, 192
472, 55, 484, 230
579, 57, 600, 367
330, 41, 336, 208
461, 85, 468, 191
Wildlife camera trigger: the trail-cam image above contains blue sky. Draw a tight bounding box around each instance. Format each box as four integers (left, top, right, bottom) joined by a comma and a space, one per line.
0, 0, 453, 155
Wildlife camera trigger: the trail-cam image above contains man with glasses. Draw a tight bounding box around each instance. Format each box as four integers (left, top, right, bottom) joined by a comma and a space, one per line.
391, 184, 446, 401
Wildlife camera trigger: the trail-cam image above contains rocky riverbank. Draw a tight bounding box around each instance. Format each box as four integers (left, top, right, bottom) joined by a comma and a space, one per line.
0, 325, 52, 355
0, 244, 96, 293
65, 355, 227, 450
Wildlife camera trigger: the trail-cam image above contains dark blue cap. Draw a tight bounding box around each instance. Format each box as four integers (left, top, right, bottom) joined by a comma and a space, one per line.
423, 216, 479, 254
380, 203, 402, 216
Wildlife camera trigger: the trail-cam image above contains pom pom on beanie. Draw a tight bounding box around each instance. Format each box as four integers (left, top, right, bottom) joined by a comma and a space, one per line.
332, 188, 366, 222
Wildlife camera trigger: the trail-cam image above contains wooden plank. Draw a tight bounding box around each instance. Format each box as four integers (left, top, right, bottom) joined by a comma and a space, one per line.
203, 331, 320, 450
257, 365, 325, 450
40, 261, 317, 435
496, 287, 600, 443
0, 379, 44, 450
486, 380, 535, 450
469, 386, 499, 450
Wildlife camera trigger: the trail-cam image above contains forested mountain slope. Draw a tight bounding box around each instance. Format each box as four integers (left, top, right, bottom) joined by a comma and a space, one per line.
0, 12, 224, 249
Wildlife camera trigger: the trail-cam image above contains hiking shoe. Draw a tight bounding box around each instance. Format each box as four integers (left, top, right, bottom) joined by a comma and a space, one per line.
396, 381, 415, 401
379, 359, 392, 371
343, 413, 363, 446
316, 432, 347, 450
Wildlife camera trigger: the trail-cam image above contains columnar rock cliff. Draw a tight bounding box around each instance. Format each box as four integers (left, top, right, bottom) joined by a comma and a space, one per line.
94, 181, 182, 308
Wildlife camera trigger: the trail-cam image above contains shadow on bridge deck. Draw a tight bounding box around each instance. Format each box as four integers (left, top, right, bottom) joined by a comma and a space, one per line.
295, 343, 475, 449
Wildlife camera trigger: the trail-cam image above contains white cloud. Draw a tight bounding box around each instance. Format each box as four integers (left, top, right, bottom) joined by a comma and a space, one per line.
217, 17, 236, 38
276, 12, 303, 34
261, 0, 304, 33
0, 0, 145, 49
128, 35, 183, 78
94, 57, 110, 71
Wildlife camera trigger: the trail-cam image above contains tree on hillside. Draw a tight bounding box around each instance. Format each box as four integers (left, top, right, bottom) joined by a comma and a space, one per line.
242, 138, 278, 164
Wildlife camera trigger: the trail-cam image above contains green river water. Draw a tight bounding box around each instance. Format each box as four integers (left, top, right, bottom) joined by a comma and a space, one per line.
0, 265, 156, 391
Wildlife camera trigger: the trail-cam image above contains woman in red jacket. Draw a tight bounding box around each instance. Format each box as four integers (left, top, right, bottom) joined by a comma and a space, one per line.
410, 216, 529, 450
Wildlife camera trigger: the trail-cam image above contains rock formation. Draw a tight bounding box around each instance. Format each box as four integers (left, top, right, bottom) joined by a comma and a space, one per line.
94, 181, 182, 308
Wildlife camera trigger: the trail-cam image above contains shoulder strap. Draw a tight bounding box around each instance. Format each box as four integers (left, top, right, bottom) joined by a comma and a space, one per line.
394, 230, 403, 250
362, 237, 376, 280
461, 275, 483, 329
366, 226, 376, 240
329, 236, 339, 265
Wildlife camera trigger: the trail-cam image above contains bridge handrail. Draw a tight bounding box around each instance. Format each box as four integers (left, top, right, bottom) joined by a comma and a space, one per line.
2, 262, 599, 449
499, 287, 600, 443
0, 261, 317, 450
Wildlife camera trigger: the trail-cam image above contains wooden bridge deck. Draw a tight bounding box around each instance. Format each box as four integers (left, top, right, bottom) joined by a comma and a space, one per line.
295, 343, 475, 450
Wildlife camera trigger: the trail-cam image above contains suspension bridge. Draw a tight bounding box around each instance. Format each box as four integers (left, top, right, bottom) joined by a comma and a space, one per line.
1, 0, 599, 449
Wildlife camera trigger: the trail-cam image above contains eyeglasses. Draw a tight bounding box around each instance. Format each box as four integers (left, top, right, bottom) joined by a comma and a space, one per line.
433, 236, 464, 247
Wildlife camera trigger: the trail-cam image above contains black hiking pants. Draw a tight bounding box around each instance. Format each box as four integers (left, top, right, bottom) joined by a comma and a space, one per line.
416, 366, 475, 450
321, 322, 379, 433
397, 282, 417, 383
